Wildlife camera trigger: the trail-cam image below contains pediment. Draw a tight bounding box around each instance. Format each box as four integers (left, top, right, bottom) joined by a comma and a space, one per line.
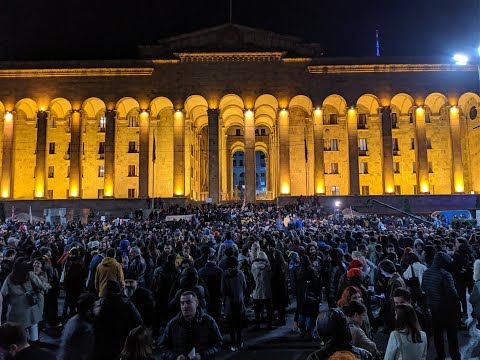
140, 23, 322, 59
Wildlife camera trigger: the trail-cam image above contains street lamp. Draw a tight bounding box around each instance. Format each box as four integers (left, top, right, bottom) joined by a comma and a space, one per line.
453, 53, 469, 65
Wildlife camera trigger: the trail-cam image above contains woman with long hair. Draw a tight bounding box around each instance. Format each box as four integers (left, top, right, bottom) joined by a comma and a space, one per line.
119, 325, 154, 360
0, 257, 50, 342
384, 304, 427, 360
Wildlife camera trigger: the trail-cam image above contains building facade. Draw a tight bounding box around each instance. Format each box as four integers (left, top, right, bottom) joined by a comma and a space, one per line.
0, 24, 479, 204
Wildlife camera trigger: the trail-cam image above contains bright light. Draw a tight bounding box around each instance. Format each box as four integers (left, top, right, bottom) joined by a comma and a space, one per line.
281, 183, 290, 195
453, 53, 469, 65
334, 200, 341, 207
4, 112, 13, 121
477, 46, 480, 57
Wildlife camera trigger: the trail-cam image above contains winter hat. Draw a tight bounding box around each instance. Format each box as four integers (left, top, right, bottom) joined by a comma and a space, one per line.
347, 268, 362, 279
118, 239, 130, 252
348, 259, 363, 270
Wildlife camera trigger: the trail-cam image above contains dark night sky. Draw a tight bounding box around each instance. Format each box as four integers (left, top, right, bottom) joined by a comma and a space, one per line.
1, 0, 478, 60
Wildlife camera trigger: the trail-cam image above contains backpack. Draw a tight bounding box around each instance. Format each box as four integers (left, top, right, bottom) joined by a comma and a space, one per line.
405, 265, 422, 301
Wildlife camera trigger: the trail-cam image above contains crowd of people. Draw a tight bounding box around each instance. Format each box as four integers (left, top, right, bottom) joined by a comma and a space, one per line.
0, 199, 478, 360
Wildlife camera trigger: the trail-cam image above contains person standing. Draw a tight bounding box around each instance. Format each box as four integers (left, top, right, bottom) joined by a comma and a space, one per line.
95, 248, 125, 297
422, 252, 461, 360
384, 304, 427, 360
251, 248, 273, 330
198, 255, 223, 322
221, 256, 246, 351
0, 257, 50, 343
63, 248, 87, 318
159, 291, 223, 360
123, 273, 155, 328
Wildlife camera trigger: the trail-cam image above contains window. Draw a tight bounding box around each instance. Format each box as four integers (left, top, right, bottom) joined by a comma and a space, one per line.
128, 188, 136, 198
469, 106, 478, 120
411, 138, 415, 150
99, 116, 106, 132
394, 185, 401, 195
128, 115, 138, 127
357, 114, 367, 129
48, 166, 54, 178
98, 142, 105, 159
391, 113, 398, 128
324, 113, 338, 125
239, 160, 244, 166
255, 129, 259, 136
425, 112, 431, 123
47, 190, 53, 199
330, 163, 339, 174
82, 142, 85, 156
359, 138, 368, 155
428, 161, 433, 173
360, 162, 368, 174
409, 111, 414, 124
233, 160, 237, 167
331, 186, 340, 195
128, 141, 137, 153
260, 128, 266, 135
426, 137, 432, 149
361, 186, 370, 195
392, 138, 399, 154
235, 128, 241, 136
324, 139, 339, 151
49, 116, 57, 129
412, 162, 416, 173
98, 165, 105, 177
98, 189, 104, 199
49, 142, 55, 154
128, 165, 136, 177
393, 162, 400, 173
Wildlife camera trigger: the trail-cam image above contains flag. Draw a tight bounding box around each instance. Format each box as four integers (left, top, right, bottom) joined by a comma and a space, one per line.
152, 136, 156, 162
304, 127, 308, 162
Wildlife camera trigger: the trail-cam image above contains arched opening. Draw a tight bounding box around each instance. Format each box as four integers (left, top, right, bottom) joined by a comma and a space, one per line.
255, 149, 268, 199
232, 150, 245, 200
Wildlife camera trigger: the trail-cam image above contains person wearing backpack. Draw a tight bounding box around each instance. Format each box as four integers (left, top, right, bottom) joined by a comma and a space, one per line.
402, 253, 427, 306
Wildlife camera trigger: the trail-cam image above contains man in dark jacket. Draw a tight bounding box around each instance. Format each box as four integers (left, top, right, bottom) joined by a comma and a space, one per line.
452, 238, 475, 323
93, 280, 142, 360
194, 246, 211, 270
128, 247, 147, 287
123, 272, 155, 328
198, 255, 223, 322
160, 291, 223, 360
422, 252, 461, 360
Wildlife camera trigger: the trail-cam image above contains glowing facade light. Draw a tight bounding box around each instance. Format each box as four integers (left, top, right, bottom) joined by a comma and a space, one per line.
453, 53, 469, 65
280, 183, 290, 195
4, 112, 13, 121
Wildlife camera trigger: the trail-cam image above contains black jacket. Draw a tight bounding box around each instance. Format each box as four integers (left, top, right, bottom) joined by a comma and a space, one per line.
159, 308, 223, 360
129, 286, 155, 327
422, 252, 459, 313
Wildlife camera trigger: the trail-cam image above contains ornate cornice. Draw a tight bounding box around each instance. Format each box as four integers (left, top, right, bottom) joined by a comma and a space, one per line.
308, 64, 478, 74
282, 58, 312, 63
151, 59, 180, 65
0, 68, 154, 78
174, 52, 286, 62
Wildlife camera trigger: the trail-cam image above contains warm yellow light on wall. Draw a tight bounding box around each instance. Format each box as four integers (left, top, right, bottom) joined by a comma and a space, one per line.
450, 106, 459, 114
34, 187, 44, 198
174, 188, 184, 196
4, 112, 13, 121
420, 182, 429, 193
455, 181, 464, 193
315, 184, 325, 194
70, 187, 79, 197
385, 185, 394, 194
281, 183, 290, 195
104, 186, 113, 197
416, 106, 424, 114
1, 189, 8, 198
314, 108, 322, 117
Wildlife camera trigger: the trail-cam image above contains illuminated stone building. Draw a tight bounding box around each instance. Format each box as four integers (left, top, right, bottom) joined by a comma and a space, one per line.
0, 24, 478, 204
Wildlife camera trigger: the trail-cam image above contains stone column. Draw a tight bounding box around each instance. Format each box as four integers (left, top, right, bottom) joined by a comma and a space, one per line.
138, 111, 150, 198
1, 111, 14, 198
313, 109, 325, 194
414, 107, 429, 193
104, 109, 116, 197
381, 107, 395, 194
347, 107, 360, 195
208, 108, 220, 203
34, 111, 48, 198
69, 110, 82, 198
449, 106, 464, 193
244, 109, 256, 203
173, 110, 185, 196
278, 109, 290, 195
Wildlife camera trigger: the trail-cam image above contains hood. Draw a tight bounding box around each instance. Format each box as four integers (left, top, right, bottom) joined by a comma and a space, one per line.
414, 239, 424, 246
252, 258, 269, 270
226, 268, 239, 277
101, 257, 118, 267
432, 252, 452, 269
